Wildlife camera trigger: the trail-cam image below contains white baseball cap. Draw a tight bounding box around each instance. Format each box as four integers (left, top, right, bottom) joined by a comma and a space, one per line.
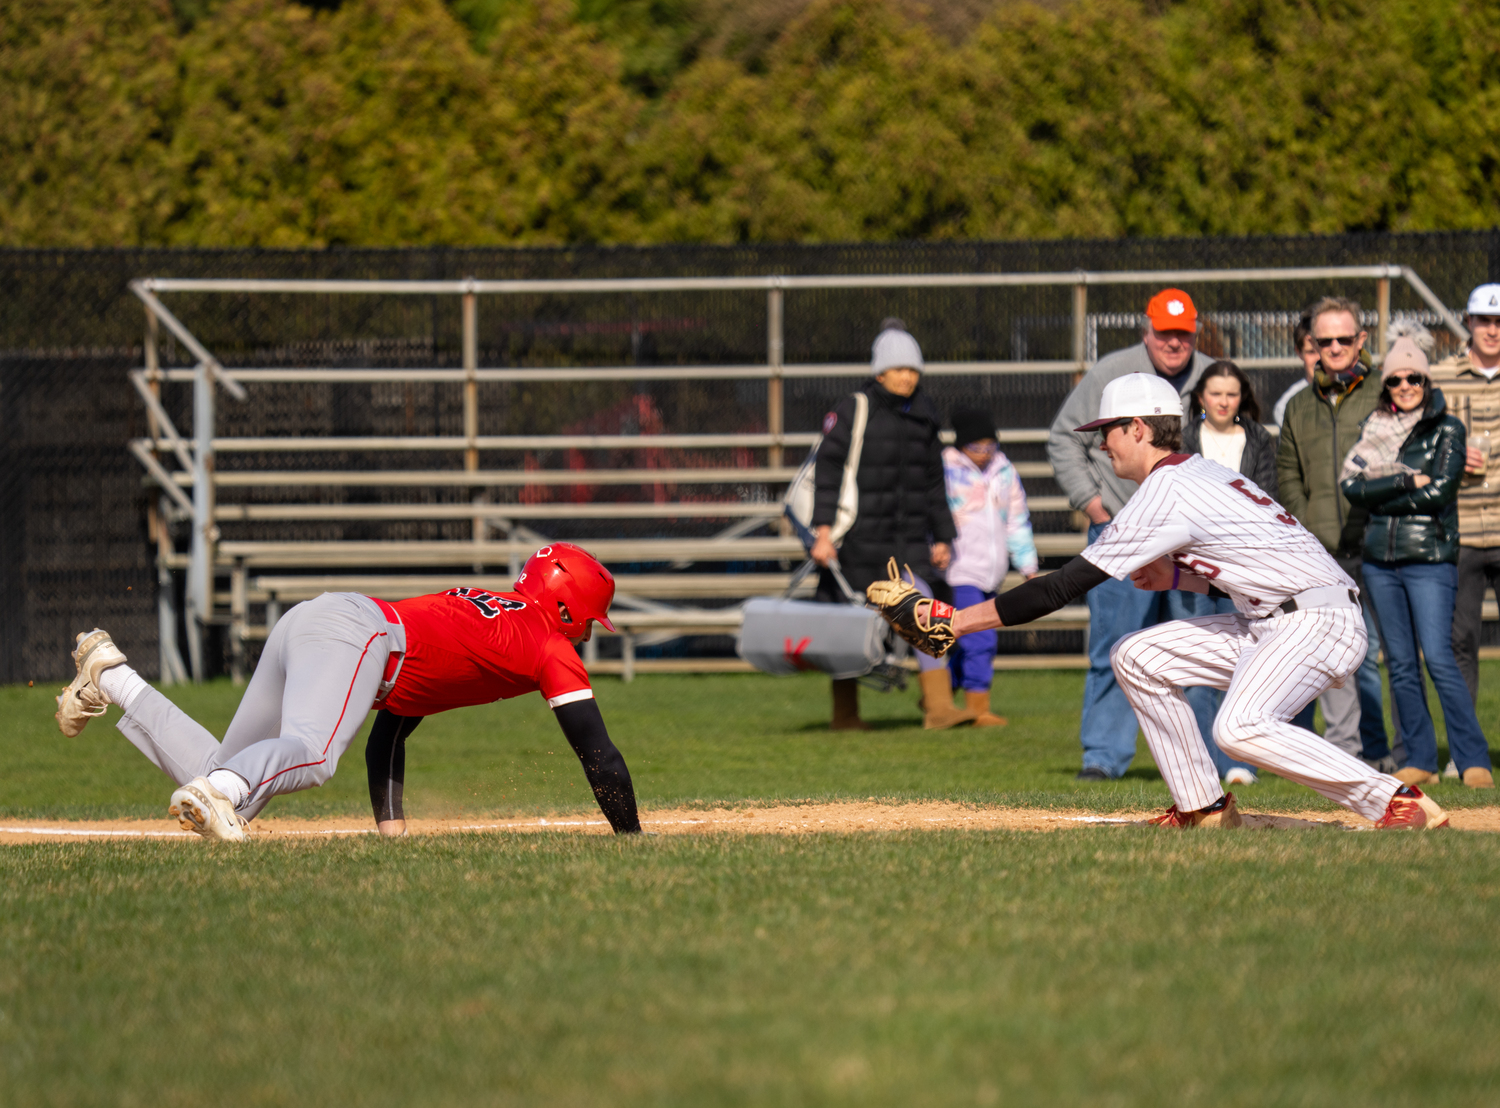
872, 327, 924, 374
1075, 372, 1184, 431
1467, 284, 1500, 316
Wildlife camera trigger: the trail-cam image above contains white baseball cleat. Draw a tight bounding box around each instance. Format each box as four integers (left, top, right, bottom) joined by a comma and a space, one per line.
55, 628, 127, 737
169, 777, 249, 842
1223, 767, 1258, 786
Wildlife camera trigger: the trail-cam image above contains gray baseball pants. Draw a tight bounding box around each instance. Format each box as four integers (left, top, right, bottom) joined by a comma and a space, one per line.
114, 593, 403, 819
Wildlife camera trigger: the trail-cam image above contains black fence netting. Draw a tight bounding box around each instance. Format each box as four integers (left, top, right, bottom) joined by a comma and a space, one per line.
4, 230, 1499, 682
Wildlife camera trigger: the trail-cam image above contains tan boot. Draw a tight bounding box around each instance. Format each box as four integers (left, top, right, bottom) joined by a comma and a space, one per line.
963, 690, 1008, 728
919, 669, 979, 730
830, 678, 870, 732
1463, 766, 1495, 789
1394, 767, 1441, 787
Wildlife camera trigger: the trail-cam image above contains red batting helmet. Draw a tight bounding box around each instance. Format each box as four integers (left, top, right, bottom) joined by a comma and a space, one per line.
514, 543, 616, 638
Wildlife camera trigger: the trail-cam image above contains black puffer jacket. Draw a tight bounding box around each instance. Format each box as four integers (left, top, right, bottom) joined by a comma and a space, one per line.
811, 379, 956, 592
1181, 416, 1279, 498
1340, 390, 1466, 565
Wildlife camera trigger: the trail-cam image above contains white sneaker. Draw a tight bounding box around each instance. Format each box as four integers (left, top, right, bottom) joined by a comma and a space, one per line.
1443, 759, 1460, 779
169, 777, 248, 842
1224, 767, 1258, 786
54, 629, 127, 737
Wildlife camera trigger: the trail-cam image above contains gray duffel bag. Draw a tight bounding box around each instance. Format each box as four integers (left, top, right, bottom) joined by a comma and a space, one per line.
736, 560, 907, 687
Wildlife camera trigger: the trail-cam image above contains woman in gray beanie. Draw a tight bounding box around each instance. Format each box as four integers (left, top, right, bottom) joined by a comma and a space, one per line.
809, 320, 969, 730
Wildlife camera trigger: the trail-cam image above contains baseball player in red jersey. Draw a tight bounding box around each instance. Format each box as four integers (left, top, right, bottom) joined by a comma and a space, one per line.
53, 544, 641, 841
871, 373, 1450, 830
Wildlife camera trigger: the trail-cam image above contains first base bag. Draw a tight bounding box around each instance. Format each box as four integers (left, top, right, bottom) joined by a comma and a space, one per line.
737, 597, 887, 680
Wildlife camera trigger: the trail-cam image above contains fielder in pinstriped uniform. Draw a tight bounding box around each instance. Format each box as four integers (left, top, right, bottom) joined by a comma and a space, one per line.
871, 373, 1450, 829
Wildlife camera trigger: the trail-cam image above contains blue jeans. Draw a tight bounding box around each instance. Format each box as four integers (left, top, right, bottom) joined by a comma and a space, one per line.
948, 585, 997, 691
1081, 523, 1221, 778
1361, 560, 1492, 774
1342, 557, 1394, 762
1291, 699, 1318, 733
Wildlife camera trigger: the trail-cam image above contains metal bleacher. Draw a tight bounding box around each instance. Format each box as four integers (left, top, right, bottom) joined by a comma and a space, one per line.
126, 267, 1468, 683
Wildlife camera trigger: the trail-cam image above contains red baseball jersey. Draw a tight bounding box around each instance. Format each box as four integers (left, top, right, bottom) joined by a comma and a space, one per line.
376, 588, 592, 716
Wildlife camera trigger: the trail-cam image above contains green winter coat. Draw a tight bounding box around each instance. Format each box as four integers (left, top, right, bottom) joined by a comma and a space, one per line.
1275, 367, 1383, 556
1340, 390, 1466, 565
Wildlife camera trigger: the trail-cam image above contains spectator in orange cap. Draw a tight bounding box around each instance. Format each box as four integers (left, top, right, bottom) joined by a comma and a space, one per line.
1047, 288, 1221, 781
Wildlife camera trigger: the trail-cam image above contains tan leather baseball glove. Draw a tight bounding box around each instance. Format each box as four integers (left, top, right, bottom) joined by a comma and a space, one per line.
865, 557, 958, 658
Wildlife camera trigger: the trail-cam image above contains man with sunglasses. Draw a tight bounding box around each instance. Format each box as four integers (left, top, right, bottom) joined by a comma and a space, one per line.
1048, 288, 1219, 781
1275, 295, 1393, 771
1430, 284, 1500, 729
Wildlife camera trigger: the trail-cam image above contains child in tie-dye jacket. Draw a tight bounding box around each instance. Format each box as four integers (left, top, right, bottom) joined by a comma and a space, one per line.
942, 407, 1039, 726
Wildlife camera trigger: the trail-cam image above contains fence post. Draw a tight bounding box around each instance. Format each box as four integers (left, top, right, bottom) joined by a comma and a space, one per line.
1376, 275, 1391, 358
186, 355, 215, 682
463, 282, 483, 566
144, 307, 161, 438
155, 496, 188, 687
229, 559, 247, 685
463, 285, 479, 473
143, 312, 160, 549
767, 283, 784, 469
1072, 278, 1088, 378
143, 305, 179, 684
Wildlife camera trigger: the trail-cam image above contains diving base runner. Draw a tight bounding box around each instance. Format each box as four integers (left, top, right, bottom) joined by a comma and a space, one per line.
54, 544, 642, 841
870, 373, 1450, 830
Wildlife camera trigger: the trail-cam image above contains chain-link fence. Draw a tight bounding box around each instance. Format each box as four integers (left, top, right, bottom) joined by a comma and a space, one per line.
5, 230, 1499, 683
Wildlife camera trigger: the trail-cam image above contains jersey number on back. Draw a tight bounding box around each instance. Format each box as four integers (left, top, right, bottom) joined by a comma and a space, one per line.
1230, 478, 1298, 526
446, 587, 526, 619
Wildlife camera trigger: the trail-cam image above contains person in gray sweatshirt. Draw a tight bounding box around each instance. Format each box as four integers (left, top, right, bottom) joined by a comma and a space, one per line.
1047, 288, 1217, 780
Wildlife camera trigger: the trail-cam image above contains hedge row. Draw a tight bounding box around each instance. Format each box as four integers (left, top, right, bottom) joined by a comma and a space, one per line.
5, 0, 1496, 246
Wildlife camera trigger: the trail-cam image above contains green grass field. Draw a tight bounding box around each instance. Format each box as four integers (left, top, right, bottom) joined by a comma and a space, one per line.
4, 668, 1500, 1106
7, 665, 1500, 821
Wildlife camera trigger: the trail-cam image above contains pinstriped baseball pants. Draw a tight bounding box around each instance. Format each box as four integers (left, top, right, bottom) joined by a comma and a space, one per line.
1111, 607, 1402, 821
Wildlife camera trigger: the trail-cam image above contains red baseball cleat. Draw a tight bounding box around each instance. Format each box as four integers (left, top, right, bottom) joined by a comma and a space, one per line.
1148, 791, 1242, 828
1374, 785, 1450, 830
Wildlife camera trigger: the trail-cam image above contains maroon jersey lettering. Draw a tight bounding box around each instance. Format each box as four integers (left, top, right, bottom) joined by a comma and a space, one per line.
1230, 479, 1272, 507
1179, 557, 1223, 580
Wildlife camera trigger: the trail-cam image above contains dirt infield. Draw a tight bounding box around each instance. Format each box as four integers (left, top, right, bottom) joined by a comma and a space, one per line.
4, 799, 1500, 842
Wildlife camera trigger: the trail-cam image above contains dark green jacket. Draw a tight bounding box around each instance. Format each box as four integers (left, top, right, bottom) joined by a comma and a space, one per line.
1275, 366, 1383, 556
1339, 390, 1466, 565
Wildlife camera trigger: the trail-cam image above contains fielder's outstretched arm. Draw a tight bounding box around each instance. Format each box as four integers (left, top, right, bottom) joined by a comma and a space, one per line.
366, 709, 424, 837
953, 554, 1112, 634
553, 699, 642, 834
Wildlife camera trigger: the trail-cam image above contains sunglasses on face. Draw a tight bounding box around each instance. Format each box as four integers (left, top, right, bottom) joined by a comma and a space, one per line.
1315, 335, 1360, 349
1470, 316, 1500, 330
1387, 373, 1427, 387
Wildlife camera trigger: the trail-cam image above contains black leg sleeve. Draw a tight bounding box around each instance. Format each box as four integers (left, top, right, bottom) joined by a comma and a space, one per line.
366, 710, 423, 824
552, 699, 641, 834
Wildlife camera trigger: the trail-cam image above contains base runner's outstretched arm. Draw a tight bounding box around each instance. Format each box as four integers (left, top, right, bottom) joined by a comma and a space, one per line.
553, 699, 642, 834
366, 710, 424, 837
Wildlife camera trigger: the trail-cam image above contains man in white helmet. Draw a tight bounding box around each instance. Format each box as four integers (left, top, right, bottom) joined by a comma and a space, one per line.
872, 373, 1450, 830
1430, 283, 1500, 776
